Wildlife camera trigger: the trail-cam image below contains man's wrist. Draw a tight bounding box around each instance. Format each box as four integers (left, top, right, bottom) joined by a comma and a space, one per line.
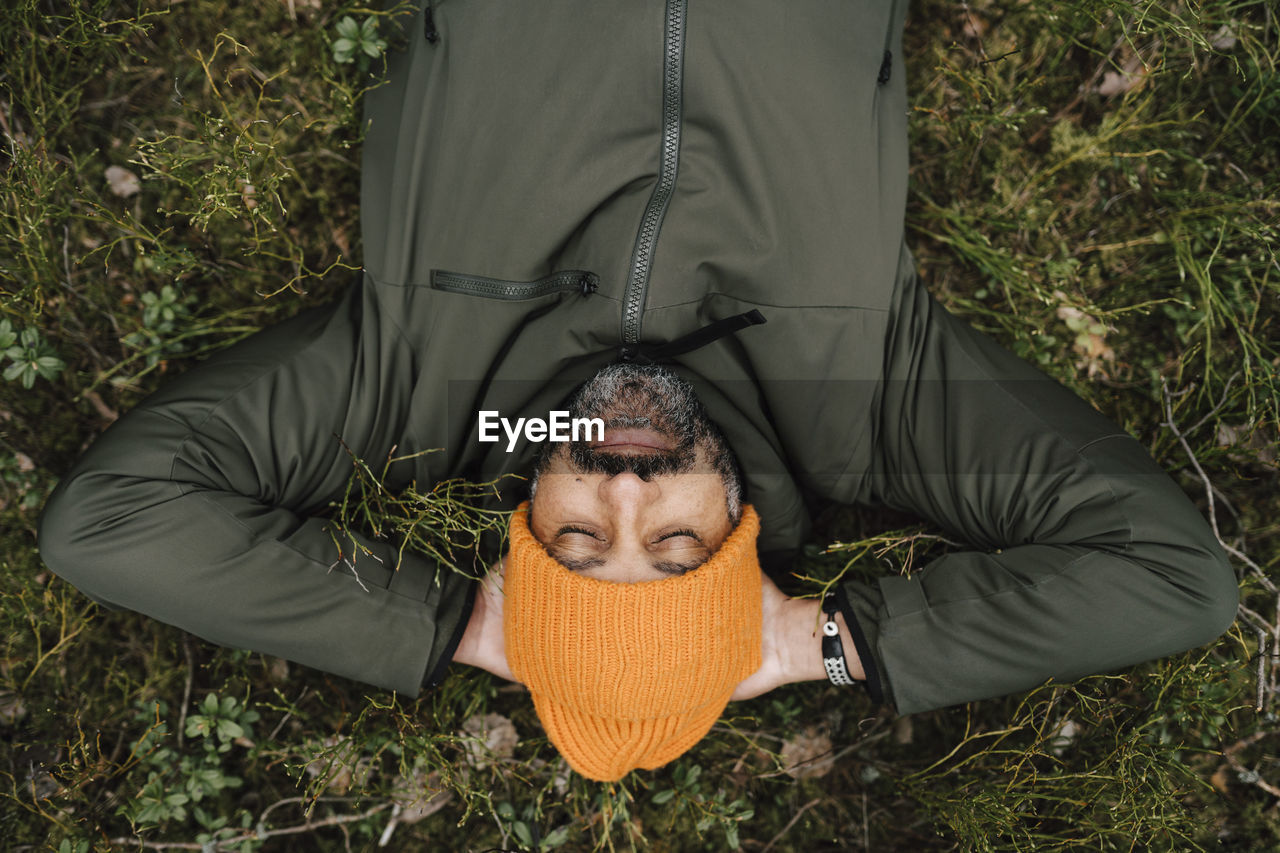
783, 597, 864, 684
451, 579, 486, 668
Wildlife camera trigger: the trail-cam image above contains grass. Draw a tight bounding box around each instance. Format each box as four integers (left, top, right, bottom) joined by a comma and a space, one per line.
1, 0, 1278, 850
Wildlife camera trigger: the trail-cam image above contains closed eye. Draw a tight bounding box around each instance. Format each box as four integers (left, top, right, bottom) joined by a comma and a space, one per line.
656, 529, 701, 544
557, 526, 602, 540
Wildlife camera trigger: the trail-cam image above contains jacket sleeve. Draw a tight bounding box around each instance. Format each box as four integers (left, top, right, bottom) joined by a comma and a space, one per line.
837, 258, 1239, 714
37, 283, 474, 694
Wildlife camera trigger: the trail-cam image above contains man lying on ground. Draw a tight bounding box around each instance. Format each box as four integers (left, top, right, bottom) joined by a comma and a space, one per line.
38, 1, 1238, 781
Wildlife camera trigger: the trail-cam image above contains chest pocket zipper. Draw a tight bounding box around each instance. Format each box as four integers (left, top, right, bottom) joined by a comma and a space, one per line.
430, 269, 599, 300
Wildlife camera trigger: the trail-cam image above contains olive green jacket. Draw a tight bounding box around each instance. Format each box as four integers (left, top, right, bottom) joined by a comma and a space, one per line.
39, 0, 1236, 713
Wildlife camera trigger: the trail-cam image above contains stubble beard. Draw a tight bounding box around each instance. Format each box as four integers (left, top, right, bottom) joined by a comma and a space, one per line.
530, 363, 744, 525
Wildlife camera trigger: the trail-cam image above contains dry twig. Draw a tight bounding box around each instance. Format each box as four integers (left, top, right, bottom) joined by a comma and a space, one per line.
1159, 377, 1279, 712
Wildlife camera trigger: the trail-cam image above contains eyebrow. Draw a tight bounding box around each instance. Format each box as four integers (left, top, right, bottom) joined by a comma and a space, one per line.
550, 552, 707, 576
554, 554, 606, 572
651, 557, 707, 575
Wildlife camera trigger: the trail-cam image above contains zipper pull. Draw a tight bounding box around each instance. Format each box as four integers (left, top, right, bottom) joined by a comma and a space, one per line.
424, 4, 440, 44
579, 274, 598, 296
877, 50, 892, 85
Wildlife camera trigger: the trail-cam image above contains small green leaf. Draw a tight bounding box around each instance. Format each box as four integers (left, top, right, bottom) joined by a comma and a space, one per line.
335, 16, 360, 39
35, 356, 64, 377
511, 821, 533, 847
542, 826, 571, 848
652, 788, 676, 804
216, 718, 244, 740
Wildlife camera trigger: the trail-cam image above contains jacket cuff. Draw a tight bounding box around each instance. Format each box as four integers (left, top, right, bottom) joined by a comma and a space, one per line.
835, 581, 894, 708
422, 575, 477, 689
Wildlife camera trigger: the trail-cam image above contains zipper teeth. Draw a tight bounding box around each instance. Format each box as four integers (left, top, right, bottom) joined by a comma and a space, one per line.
622, 0, 687, 344
432, 270, 597, 299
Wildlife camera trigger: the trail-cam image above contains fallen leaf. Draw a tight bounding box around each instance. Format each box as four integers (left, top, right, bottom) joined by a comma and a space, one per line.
263, 655, 290, 683
1094, 54, 1148, 98
397, 789, 452, 825
302, 736, 372, 794
961, 12, 987, 39
552, 757, 572, 796
0, 691, 27, 726
1048, 718, 1081, 757
280, 0, 322, 19
390, 768, 452, 825
779, 727, 836, 779
461, 713, 519, 769
331, 222, 352, 256
1056, 303, 1115, 378
1211, 25, 1238, 51
105, 165, 140, 198
893, 715, 914, 745
1217, 422, 1278, 469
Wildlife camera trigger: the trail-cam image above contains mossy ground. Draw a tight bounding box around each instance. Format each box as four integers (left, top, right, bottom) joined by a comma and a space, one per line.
1, 1, 1277, 850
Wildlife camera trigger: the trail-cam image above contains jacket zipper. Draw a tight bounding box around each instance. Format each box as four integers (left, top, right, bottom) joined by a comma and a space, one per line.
878, 0, 899, 85
424, 1, 439, 44
431, 269, 599, 300
621, 0, 688, 344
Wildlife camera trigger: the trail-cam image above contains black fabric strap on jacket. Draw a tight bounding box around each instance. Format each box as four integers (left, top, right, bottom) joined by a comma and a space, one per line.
617, 310, 766, 364
837, 584, 884, 704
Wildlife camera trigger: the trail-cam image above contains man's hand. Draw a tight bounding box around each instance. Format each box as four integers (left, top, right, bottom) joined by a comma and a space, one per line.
731, 572, 864, 701
451, 559, 517, 682
453, 561, 862, 698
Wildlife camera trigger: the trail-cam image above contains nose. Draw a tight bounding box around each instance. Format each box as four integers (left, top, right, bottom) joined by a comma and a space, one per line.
592, 473, 663, 583
597, 471, 660, 513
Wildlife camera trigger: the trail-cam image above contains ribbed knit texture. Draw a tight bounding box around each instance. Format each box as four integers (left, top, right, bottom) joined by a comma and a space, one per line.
505, 502, 763, 782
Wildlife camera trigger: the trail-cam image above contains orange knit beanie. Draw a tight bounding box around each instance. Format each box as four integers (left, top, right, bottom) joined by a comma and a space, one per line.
504, 502, 763, 782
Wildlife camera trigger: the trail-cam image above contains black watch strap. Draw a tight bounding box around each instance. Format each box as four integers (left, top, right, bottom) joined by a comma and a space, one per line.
822, 594, 857, 686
